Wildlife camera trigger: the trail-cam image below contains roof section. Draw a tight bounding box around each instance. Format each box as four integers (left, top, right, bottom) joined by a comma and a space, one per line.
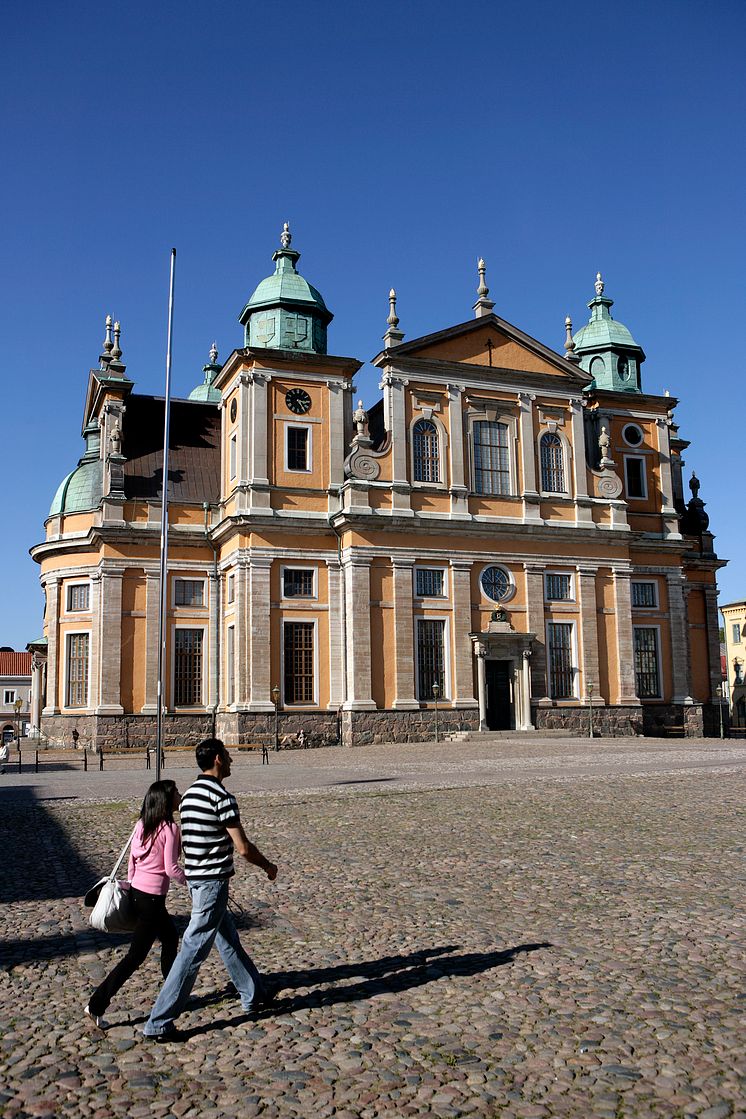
123, 395, 221, 503
0, 651, 32, 678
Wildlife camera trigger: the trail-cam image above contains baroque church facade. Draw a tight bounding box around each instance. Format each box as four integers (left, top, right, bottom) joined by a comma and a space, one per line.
29, 227, 725, 748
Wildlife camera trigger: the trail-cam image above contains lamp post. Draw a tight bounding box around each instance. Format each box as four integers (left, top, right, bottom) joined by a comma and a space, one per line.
13, 697, 22, 753
715, 684, 724, 739
432, 680, 440, 744
272, 685, 280, 751
587, 681, 594, 739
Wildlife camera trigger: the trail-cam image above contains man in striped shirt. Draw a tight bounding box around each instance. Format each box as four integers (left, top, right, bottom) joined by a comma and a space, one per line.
143, 739, 277, 1041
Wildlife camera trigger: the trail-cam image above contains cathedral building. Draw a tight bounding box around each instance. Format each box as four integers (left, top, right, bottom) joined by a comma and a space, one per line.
29, 227, 725, 748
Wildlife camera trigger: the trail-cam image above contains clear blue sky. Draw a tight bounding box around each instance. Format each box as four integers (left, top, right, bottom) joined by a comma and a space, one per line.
2, 0, 744, 649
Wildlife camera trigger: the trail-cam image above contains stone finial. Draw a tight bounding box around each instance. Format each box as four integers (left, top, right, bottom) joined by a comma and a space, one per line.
103, 314, 114, 354
209, 341, 219, 364
387, 288, 399, 330
353, 399, 369, 439
595, 271, 605, 297
110, 421, 122, 456
689, 471, 700, 499
473, 257, 495, 318
598, 425, 613, 466
280, 221, 292, 249
111, 321, 122, 361
564, 314, 581, 364
383, 287, 405, 347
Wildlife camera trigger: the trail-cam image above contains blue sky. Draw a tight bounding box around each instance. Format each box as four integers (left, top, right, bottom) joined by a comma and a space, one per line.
1, 0, 744, 649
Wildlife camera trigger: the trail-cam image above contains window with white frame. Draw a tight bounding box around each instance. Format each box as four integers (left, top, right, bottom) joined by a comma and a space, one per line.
286, 425, 310, 471
229, 434, 237, 480
67, 583, 90, 612
412, 419, 440, 483
283, 621, 315, 704
174, 628, 203, 705
415, 568, 445, 598
480, 565, 512, 603
623, 423, 644, 447
634, 626, 661, 698
539, 432, 567, 493
4, 690, 16, 705
624, 456, 647, 499
174, 579, 204, 607
733, 623, 742, 645
283, 568, 315, 598
227, 573, 235, 604
66, 633, 89, 708
545, 572, 573, 602
547, 622, 576, 699
473, 420, 510, 495
416, 618, 447, 700
632, 581, 658, 608
226, 625, 235, 706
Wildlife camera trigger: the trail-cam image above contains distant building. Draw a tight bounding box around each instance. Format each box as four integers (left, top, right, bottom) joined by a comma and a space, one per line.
721, 600, 746, 728
31, 228, 726, 748
0, 650, 32, 743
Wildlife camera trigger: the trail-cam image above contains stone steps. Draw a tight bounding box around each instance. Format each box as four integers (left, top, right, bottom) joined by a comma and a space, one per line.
445, 729, 573, 742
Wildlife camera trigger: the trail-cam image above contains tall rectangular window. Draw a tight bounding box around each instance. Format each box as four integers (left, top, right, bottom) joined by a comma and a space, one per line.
624, 456, 646, 499
226, 626, 235, 706
287, 426, 309, 471
413, 419, 440, 483
174, 579, 204, 607
227, 573, 235, 604
545, 573, 573, 601
66, 633, 89, 708
415, 569, 445, 598
540, 432, 566, 493
473, 421, 510, 495
417, 619, 446, 700
283, 569, 315, 598
632, 581, 657, 608
229, 434, 237, 480
547, 622, 575, 699
174, 629, 203, 705
733, 623, 742, 645
284, 622, 315, 703
634, 627, 661, 698
67, 584, 90, 611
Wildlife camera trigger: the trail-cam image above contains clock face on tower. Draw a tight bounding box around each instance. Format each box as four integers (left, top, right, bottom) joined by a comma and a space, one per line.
285, 388, 312, 415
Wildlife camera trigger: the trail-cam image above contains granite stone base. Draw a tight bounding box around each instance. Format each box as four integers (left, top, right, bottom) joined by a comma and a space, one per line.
532, 704, 644, 737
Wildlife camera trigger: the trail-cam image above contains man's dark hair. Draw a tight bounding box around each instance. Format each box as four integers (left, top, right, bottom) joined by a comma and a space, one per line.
196, 738, 226, 772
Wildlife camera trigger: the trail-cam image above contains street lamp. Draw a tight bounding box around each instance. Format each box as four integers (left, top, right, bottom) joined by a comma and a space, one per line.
587, 681, 594, 739
715, 684, 724, 739
13, 698, 22, 754
432, 680, 440, 744
272, 684, 280, 751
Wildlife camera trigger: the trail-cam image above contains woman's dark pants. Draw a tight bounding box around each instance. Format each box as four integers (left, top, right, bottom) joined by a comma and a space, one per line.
88, 887, 178, 1015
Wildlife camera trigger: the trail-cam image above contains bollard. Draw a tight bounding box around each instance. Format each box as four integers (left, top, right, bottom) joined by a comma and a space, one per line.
35, 749, 39, 774
99, 749, 104, 771
146, 746, 151, 770
262, 744, 269, 765
17, 748, 21, 774
84, 748, 88, 772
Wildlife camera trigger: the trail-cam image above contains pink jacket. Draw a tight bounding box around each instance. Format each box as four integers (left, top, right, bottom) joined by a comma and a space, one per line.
127, 820, 187, 896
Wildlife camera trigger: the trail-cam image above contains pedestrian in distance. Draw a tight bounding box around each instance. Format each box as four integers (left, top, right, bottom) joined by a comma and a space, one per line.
0, 738, 8, 774
85, 779, 186, 1030
143, 738, 278, 1042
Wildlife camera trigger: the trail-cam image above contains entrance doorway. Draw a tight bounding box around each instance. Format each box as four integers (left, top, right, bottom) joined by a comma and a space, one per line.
486, 660, 512, 730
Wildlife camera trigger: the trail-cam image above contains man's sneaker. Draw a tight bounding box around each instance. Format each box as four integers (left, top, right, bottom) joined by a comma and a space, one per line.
144, 1025, 186, 1043
84, 1005, 109, 1031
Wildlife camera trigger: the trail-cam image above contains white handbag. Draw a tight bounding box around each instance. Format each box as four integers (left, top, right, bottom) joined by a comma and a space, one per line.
87, 826, 138, 933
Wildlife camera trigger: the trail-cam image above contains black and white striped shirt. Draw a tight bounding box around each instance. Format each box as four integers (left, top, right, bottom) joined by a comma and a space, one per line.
179, 774, 240, 880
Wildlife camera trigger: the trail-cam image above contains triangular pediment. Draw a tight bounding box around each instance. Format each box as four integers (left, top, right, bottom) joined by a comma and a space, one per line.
378, 315, 590, 384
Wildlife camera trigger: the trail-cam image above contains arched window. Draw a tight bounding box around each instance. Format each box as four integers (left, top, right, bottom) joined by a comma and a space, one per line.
540, 432, 566, 493
413, 419, 440, 483
473, 420, 510, 494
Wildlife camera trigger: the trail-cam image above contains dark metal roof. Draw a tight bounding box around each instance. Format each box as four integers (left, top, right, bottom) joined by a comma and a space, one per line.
123, 395, 221, 504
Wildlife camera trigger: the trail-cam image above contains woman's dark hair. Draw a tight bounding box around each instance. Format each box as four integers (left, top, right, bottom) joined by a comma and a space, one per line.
140, 779, 177, 841
195, 738, 225, 772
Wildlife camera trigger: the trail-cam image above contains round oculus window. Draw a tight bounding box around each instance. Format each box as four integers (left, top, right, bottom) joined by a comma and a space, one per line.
481, 565, 511, 602
623, 424, 643, 447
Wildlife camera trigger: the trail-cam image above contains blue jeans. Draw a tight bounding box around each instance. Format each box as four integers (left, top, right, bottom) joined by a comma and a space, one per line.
143, 878, 263, 1036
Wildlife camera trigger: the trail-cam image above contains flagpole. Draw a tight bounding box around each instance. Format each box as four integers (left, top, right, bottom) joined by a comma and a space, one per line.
156, 248, 176, 781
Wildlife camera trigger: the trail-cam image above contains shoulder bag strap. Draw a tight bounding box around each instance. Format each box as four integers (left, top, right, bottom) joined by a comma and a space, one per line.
109, 825, 138, 881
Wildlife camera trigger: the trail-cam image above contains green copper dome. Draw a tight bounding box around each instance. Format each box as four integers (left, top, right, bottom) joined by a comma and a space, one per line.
188, 343, 222, 403
239, 224, 333, 354
573, 274, 645, 393
49, 422, 103, 516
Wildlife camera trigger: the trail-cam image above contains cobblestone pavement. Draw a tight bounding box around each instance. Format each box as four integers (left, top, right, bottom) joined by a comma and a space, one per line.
1, 737, 745, 1118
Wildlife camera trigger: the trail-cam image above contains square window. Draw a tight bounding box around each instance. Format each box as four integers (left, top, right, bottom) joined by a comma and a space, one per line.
4, 690, 15, 705
174, 579, 204, 607
415, 569, 445, 597
287, 426, 309, 471
545, 573, 573, 601
283, 569, 315, 598
67, 584, 90, 611
632, 581, 657, 608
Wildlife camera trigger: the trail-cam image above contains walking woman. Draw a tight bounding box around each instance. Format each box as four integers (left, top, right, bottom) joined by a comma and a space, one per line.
85, 779, 186, 1029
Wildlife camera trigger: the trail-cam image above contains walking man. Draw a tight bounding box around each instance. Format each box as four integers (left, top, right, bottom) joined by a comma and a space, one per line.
143, 738, 277, 1041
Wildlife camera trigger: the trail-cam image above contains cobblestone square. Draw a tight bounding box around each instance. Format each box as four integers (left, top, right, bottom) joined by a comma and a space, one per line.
1, 737, 744, 1118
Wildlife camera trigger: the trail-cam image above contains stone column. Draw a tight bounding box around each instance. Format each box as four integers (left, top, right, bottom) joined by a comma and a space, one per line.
391, 559, 418, 709
475, 644, 488, 731
577, 566, 601, 700
30, 654, 44, 732
88, 573, 102, 710
141, 572, 160, 714
519, 392, 541, 522
524, 564, 548, 702
450, 561, 479, 707
235, 558, 251, 709
704, 586, 723, 701
381, 371, 412, 514
656, 417, 678, 532
343, 557, 376, 709
521, 650, 534, 730
667, 572, 694, 704
570, 399, 593, 524
613, 568, 639, 704
97, 569, 124, 714
326, 558, 346, 709
447, 384, 468, 516
42, 578, 60, 715
207, 570, 219, 714
245, 371, 271, 512
248, 556, 275, 711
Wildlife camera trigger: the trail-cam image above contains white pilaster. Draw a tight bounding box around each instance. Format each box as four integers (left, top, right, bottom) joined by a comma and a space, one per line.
569, 399, 594, 525
392, 559, 418, 709
613, 568, 639, 704
667, 572, 694, 704
96, 569, 124, 714
450, 560, 479, 706
42, 578, 60, 715
248, 556, 275, 711
519, 392, 541, 522
381, 371, 412, 514
207, 570, 218, 713
447, 384, 468, 516
141, 572, 160, 713
326, 558, 346, 708
578, 566, 601, 700
343, 557, 376, 710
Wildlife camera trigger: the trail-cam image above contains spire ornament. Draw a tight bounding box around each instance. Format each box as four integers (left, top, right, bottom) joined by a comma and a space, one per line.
383, 287, 404, 347
280, 221, 292, 249
564, 315, 580, 363
595, 272, 605, 297
209, 341, 218, 364
473, 257, 495, 318
111, 321, 122, 361
387, 288, 399, 330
